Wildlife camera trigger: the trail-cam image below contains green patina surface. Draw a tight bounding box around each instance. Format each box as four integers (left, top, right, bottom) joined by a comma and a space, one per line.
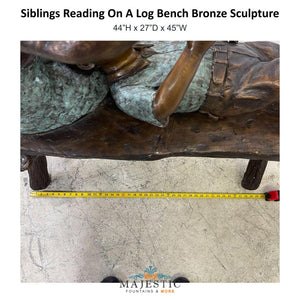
21, 41, 213, 133
21, 57, 108, 134
111, 41, 213, 127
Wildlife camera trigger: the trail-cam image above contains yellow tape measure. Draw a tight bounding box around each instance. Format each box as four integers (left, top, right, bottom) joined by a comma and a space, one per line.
30, 191, 267, 200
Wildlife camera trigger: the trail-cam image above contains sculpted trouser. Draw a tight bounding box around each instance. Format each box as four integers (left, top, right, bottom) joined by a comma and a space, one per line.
112, 41, 279, 127
21, 41, 279, 133
200, 41, 279, 119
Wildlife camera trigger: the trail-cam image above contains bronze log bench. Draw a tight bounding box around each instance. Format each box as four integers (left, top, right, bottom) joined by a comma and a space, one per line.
21, 95, 279, 191
21, 41, 279, 191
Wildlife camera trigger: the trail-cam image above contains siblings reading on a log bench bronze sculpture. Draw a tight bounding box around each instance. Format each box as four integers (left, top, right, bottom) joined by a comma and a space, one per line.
20, 41, 279, 190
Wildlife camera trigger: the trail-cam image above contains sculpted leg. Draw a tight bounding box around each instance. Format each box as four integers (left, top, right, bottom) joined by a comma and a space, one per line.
201, 41, 279, 118
241, 160, 268, 190
21, 155, 51, 190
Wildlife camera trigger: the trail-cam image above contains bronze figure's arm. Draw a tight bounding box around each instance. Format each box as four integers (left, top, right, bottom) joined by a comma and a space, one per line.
152, 41, 215, 122
21, 41, 149, 83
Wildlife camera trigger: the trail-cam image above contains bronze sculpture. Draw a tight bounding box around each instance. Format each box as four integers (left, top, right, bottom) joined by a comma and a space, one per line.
20, 41, 279, 190
152, 41, 215, 123
21, 40, 278, 126
201, 41, 279, 119
21, 41, 215, 126
21, 41, 148, 83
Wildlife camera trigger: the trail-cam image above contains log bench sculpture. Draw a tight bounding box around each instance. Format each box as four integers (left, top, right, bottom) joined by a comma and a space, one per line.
20, 41, 279, 191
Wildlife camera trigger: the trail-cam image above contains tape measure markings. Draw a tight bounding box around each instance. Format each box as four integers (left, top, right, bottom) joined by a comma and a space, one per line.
30, 191, 266, 199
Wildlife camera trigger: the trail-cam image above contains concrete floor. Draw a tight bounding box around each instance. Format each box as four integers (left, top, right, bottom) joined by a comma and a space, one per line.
20, 156, 279, 282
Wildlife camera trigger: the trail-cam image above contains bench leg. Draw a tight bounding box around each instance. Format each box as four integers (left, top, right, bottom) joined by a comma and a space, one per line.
21, 155, 51, 190
241, 160, 268, 190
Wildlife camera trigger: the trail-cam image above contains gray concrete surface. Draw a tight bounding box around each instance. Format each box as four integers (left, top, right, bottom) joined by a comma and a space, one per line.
20, 156, 279, 282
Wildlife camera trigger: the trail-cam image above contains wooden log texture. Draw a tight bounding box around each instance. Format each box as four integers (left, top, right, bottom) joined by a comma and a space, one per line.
21, 96, 279, 162
27, 156, 51, 190
241, 160, 268, 190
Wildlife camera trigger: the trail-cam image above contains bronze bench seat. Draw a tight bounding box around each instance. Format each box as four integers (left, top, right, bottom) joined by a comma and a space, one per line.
21, 95, 279, 191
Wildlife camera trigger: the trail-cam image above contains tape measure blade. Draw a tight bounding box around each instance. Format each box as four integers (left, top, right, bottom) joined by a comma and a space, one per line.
29, 191, 267, 200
